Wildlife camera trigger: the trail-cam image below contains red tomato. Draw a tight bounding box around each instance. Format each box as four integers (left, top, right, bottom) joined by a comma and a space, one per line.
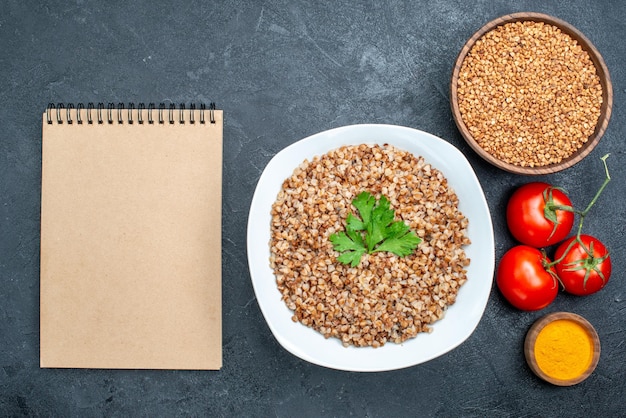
496, 245, 559, 310
554, 235, 612, 296
506, 182, 575, 248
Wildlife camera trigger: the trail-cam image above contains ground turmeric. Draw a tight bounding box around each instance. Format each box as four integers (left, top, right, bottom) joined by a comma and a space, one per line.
534, 319, 593, 381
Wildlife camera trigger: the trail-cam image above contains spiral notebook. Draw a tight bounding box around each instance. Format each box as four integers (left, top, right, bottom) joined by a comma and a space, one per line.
40, 103, 223, 370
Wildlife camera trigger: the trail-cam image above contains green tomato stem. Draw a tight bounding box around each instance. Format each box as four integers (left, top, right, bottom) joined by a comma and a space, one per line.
580, 154, 611, 218
574, 154, 611, 239
546, 154, 611, 268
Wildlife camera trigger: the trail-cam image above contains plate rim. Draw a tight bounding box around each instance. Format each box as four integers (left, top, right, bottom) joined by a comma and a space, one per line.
247, 123, 494, 372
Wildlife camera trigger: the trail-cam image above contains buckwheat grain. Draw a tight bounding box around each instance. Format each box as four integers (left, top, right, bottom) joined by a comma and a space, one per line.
457, 21, 602, 167
269, 144, 470, 347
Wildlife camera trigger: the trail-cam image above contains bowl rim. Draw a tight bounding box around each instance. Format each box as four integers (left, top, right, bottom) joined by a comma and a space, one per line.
524, 311, 601, 386
450, 12, 613, 175
246, 124, 495, 372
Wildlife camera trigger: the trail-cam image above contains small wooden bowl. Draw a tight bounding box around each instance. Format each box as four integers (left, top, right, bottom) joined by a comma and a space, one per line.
524, 312, 600, 386
450, 12, 613, 175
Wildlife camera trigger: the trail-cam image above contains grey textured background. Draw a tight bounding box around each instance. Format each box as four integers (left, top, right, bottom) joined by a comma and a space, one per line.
2, 0, 625, 416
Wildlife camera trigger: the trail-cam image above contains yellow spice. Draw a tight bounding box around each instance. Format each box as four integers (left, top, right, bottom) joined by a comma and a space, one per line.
534, 319, 593, 381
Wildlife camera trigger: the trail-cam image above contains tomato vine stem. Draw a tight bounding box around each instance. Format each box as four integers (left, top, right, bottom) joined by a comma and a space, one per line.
547, 154, 611, 268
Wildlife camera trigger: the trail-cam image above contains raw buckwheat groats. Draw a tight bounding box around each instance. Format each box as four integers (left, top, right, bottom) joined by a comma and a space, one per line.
457, 21, 603, 167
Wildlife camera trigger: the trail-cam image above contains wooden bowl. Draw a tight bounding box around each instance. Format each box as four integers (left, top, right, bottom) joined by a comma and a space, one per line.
524, 312, 600, 386
450, 12, 613, 175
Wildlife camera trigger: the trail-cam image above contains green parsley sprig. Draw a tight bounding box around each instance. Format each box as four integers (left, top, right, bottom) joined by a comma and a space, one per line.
329, 191, 421, 267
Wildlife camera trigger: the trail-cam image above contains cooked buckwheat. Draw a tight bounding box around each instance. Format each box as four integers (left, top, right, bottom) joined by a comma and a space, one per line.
269, 144, 470, 348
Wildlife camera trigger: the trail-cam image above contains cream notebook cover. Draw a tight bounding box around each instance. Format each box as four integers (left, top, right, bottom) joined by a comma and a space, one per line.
40, 103, 222, 369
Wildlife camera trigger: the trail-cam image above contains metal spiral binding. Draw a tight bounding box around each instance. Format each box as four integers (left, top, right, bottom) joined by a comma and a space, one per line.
138, 103, 145, 124
76, 103, 84, 124
106, 103, 113, 124
46, 102, 217, 125
189, 103, 196, 124
128, 103, 135, 124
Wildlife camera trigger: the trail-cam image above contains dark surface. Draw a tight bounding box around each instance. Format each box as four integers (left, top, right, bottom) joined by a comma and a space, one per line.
2, 1, 625, 416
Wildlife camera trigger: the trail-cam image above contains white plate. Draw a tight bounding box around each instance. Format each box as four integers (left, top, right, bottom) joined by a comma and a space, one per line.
247, 124, 494, 372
